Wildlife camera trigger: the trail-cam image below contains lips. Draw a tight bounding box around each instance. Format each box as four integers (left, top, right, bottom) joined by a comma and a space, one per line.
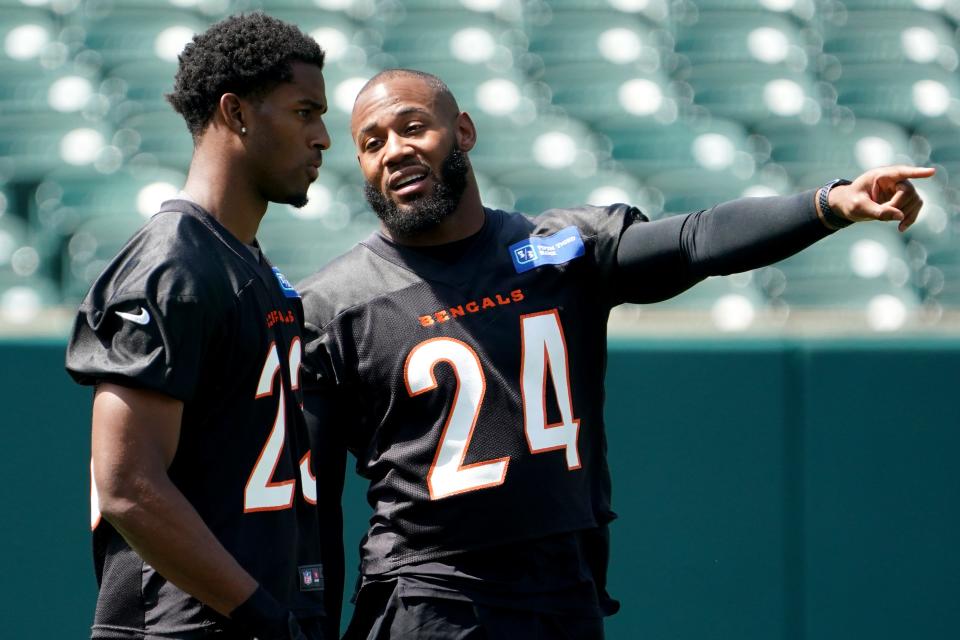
387, 165, 429, 192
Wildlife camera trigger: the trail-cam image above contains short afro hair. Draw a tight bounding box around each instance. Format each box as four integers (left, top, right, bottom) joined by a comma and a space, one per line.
167, 12, 325, 138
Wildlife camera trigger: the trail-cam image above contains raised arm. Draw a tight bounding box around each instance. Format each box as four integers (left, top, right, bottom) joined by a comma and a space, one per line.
614, 165, 934, 303
92, 383, 307, 639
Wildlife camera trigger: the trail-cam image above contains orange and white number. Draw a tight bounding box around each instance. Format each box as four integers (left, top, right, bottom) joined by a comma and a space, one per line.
520, 310, 580, 469
405, 338, 509, 500
245, 337, 315, 512
406, 310, 579, 501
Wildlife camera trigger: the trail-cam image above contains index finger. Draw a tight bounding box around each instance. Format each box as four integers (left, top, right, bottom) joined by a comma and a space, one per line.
877, 165, 936, 181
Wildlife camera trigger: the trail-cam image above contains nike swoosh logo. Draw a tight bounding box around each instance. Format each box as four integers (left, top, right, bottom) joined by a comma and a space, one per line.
115, 307, 151, 325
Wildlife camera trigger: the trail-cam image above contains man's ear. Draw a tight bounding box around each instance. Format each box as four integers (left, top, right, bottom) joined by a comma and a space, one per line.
455, 111, 477, 152
219, 93, 247, 136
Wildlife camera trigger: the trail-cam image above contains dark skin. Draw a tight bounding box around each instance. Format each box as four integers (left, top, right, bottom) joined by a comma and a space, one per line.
92, 61, 330, 617
351, 72, 933, 245
351, 75, 484, 246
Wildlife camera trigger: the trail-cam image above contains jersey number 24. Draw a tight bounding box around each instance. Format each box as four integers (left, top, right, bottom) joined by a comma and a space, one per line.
405, 309, 580, 500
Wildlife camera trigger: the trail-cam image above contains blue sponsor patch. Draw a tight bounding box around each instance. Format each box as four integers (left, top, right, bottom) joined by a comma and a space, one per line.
509, 226, 585, 274
272, 267, 300, 298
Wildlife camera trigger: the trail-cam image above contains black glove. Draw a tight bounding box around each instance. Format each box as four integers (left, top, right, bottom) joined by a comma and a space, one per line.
230, 585, 308, 640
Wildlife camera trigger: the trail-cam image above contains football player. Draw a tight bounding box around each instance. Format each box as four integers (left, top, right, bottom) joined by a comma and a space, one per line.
66, 14, 333, 640
298, 69, 933, 639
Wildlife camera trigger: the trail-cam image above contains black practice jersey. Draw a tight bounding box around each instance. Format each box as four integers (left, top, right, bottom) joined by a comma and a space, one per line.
66, 200, 325, 638
299, 205, 645, 577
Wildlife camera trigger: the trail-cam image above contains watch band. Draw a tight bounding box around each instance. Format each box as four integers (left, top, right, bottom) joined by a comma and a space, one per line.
817, 178, 853, 230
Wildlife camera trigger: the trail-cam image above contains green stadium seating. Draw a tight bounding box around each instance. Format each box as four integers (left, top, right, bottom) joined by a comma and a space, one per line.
527, 9, 664, 69
0, 8, 58, 64
0, 113, 115, 181
104, 59, 178, 121
378, 9, 522, 68
596, 115, 752, 178
61, 213, 146, 303
543, 62, 677, 126
0, 271, 61, 324
769, 222, 918, 309
29, 165, 185, 238
832, 63, 960, 127
685, 63, 821, 126
497, 168, 649, 215
256, 217, 377, 285
674, 11, 806, 67
117, 110, 194, 171
645, 167, 793, 216
541, 0, 669, 25
78, 8, 208, 70
757, 119, 914, 185
822, 10, 957, 67
469, 113, 606, 180
0, 60, 102, 116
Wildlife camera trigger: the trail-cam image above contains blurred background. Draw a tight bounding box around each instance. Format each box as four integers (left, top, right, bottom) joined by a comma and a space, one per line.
0, 0, 957, 638
0, 0, 959, 334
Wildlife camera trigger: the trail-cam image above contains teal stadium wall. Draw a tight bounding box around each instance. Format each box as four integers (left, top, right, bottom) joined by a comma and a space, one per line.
2, 338, 957, 639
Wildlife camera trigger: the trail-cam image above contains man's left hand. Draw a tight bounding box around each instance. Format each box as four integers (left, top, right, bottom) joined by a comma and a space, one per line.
831, 165, 936, 232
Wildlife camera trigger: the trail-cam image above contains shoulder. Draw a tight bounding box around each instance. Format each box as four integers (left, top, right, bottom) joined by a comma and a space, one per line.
297, 240, 419, 330
82, 210, 235, 313
529, 204, 648, 237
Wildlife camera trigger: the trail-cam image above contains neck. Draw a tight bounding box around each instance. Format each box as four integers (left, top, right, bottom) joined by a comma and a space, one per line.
384, 179, 485, 247
182, 137, 268, 245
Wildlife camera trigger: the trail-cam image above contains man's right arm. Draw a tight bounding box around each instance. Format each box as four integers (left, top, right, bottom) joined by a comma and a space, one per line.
92, 383, 304, 639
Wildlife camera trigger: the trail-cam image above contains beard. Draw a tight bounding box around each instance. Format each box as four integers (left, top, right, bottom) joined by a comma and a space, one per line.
364, 145, 469, 237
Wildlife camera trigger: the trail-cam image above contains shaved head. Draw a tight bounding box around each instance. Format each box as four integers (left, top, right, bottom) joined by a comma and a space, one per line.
354, 69, 460, 120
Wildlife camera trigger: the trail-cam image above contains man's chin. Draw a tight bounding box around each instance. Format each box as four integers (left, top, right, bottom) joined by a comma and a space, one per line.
284, 192, 309, 208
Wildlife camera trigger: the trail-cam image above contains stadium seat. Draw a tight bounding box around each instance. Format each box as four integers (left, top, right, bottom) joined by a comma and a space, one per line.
0, 271, 61, 324
685, 63, 821, 126
916, 119, 960, 186
673, 10, 807, 67
757, 119, 914, 185
645, 166, 793, 216
469, 113, 606, 181
822, 10, 957, 68
78, 8, 209, 70
540, 0, 669, 25
378, 9, 523, 68
596, 115, 753, 178
117, 110, 194, 171
768, 223, 918, 310
497, 168, 650, 215
104, 59, 178, 121
526, 9, 666, 70
633, 271, 769, 332
831, 63, 960, 127
0, 113, 115, 182
0, 60, 103, 118
255, 217, 377, 285
30, 165, 186, 238
543, 62, 677, 126
61, 213, 147, 303
0, 7, 58, 64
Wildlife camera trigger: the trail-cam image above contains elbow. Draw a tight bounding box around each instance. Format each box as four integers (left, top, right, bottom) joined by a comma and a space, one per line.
93, 468, 159, 527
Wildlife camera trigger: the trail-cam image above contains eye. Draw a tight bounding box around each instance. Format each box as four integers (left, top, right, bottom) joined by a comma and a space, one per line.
296, 108, 312, 118
363, 138, 383, 152
404, 122, 424, 135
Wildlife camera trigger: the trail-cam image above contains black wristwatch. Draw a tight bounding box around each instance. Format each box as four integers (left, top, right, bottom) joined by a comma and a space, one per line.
818, 178, 853, 229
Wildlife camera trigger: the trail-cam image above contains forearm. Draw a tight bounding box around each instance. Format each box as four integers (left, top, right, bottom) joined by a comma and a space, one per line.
99, 472, 257, 616
615, 189, 830, 302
